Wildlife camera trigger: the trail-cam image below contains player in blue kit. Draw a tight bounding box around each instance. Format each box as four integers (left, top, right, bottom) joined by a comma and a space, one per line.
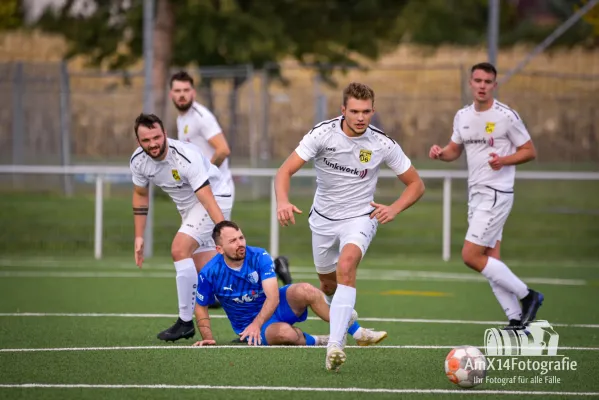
192, 221, 365, 346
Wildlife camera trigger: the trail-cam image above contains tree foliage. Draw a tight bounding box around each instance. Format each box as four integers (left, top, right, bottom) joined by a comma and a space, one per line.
397, 0, 598, 48
35, 0, 410, 71
0, 0, 24, 32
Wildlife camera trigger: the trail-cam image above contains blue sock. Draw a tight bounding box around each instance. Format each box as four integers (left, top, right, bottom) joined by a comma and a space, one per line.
348, 321, 360, 335
303, 332, 316, 346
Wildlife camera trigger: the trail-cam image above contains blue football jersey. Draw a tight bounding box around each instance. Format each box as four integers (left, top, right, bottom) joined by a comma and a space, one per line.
196, 246, 277, 334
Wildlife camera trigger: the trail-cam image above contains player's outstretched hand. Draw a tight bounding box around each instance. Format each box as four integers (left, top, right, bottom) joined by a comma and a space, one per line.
134, 237, 144, 268
370, 201, 398, 224
488, 152, 504, 171
429, 145, 443, 160
240, 322, 262, 346
277, 202, 303, 227
192, 339, 217, 346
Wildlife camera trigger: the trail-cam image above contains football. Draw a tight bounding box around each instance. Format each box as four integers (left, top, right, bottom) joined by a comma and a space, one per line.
444, 345, 488, 388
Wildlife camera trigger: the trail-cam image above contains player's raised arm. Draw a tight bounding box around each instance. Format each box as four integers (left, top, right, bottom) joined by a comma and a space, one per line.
274, 152, 306, 226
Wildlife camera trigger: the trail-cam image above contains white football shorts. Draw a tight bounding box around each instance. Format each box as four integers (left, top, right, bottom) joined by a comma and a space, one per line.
178, 195, 233, 253
466, 185, 514, 248
308, 208, 378, 274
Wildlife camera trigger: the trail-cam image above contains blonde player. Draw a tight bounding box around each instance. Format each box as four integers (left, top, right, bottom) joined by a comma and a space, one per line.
429, 62, 543, 330
275, 82, 426, 372
170, 71, 293, 287
130, 113, 232, 342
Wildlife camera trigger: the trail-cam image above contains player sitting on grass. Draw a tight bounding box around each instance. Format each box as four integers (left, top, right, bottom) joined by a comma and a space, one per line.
192, 221, 385, 348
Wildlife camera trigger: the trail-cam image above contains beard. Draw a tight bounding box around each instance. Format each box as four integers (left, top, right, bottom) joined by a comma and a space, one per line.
173, 98, 193, 112
226, 246, 246, 262
143, 140, 167, 159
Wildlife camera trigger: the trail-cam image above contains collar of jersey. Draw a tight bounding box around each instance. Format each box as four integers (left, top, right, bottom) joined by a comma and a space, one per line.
223, 258, 247, 275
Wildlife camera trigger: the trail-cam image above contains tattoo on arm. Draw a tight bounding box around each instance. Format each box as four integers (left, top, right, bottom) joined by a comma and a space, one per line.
133, 207, 148, 216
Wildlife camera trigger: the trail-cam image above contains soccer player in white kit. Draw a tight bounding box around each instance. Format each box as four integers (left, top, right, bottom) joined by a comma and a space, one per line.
130, 113, 233, 342
170, 71, 294, 287
275, 82, 426, 372
429, 62, 543, 330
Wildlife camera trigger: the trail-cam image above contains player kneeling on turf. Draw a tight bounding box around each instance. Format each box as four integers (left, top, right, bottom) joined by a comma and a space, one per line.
192, 221, 372, 347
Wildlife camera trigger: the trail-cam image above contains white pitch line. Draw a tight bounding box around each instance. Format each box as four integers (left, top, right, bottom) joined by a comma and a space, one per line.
0, 270, 588, 286
0, 384, 597, 396
1, 312, 598, 329
1, 257, 598, 269
1, 345, 598, 353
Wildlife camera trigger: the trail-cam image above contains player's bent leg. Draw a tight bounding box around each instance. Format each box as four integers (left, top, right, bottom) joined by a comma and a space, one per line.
336, 243, 361, 287
485, 242, 524, 330
192, 250, 217, 273
327, 243, 361, 371
286, 282, 330, 322
157, 232, 199, 342
264, 323, 327, 346
317, 270, 338, 304
461, 240, 488, 272
467, 240, 543, 326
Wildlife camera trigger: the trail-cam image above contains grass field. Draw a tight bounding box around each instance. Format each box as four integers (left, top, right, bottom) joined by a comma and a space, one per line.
0, 256, 598, 399
1, 175, 598, 398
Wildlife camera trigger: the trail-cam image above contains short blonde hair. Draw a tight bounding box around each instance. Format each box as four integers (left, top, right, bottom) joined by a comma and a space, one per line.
343, 82, 375, 106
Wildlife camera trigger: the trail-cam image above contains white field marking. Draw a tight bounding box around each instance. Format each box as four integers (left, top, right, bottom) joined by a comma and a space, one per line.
0, 384, 597, 396
0, 313, 598, 329
1, 257, 598, 269
1, 345, 598, 353
0, 269, 588, 286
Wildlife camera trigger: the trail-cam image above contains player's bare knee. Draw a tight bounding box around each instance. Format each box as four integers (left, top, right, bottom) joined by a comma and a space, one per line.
461, 245, 484, 272
319, 279, 337, 296
171, 245, 191, 262
336, 259, 358, 285
267, 324, 302, 345
298, 282, 321, 302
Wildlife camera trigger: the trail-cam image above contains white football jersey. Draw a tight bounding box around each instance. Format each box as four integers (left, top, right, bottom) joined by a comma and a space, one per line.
451, 100, 531, 192
176, 102, 232, 186
295, 116, 412, 220
130, 138, 230, 213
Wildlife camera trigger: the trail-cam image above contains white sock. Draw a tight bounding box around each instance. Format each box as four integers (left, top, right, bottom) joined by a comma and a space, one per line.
328, 284, 356, 348
174, 258, 197, 322
323, 293, 334, 306
481, 257, 529, 299
489, 280, 522, 320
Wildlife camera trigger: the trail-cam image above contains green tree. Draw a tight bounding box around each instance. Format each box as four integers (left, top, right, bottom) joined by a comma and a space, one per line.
34, 0, 410, 143
0, 0, 24, 31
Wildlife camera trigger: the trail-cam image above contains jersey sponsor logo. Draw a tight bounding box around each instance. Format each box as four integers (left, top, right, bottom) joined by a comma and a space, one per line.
463, 138, 494, 146
184, 125, 189, 134
485, 122, 495, 134
325, 147, 336, 152
247, 271, 259, 284
323, 158, 368, 179
359, 149, 372, 163
172, 169, 181, 181
232, 290, 261, 304
223, 284, 233, 291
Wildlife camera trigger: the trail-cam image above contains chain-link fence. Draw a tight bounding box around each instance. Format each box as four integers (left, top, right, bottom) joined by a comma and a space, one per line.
1, 61, 598, 174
